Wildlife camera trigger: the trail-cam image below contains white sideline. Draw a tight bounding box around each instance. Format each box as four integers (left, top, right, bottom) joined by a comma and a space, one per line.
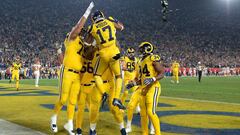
161, 96, 240, 106
0, 119, 46, 135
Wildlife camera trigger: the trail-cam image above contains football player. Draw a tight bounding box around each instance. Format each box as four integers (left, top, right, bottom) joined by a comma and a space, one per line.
171, 60, 180, 83
10, 56, 21, 91
75, 45, 97, 135
121, 48, 139, 105
50, 2, 94, 135
87, 11, 125, 110
126, 42, 164, 135
32, 58, 41, 87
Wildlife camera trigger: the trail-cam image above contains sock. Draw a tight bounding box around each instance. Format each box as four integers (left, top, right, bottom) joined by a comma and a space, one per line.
127, 120, 131, 127
51, 114, 57, 124
119, 122, 124, 130
90, 123, 96, 131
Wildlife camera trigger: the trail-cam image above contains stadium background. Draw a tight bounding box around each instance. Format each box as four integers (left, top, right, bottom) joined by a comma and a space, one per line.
0, 0, 240, 134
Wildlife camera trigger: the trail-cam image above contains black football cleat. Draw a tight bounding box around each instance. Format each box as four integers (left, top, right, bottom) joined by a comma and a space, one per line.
112, 98, 126, 110
120, 128, 127, 135
89, 129, 97, 135
76, 128, 82, 135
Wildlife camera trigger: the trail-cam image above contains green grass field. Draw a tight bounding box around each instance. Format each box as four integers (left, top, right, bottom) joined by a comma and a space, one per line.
0, 76, 240, 135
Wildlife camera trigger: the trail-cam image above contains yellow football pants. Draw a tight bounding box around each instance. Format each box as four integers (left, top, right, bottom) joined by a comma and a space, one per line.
11, 72, 19, 89
76, 84, 94, 129
127, 88, 141, 121
172, 70, 179, 82
94, 45, 122, 98
90, 81, 124, 124
140, 84, 161, 135
53, 66, 81, 120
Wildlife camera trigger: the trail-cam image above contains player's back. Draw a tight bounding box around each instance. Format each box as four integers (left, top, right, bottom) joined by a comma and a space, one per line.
90, 19, 117, 48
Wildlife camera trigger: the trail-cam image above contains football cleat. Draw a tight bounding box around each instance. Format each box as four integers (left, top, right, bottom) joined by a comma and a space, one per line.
112, 98, 126, 110
120, 128, 127, 135
64, 122, 74, 135
76, 128, 82, 135
50, 116, 58, 133
89, 129, 97, 135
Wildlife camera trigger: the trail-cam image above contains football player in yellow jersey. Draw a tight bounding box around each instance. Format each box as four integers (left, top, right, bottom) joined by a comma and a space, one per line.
75, 46, 97, 135
127, 42, 165, 135
121, 48, 138, 105
88, 11, 125, 110
50, 2, 95, 135
10, 56, 21, 91
89, 67, 127, 135
171, 61, 180, 83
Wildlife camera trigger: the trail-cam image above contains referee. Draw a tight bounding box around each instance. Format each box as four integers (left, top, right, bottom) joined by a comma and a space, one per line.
197, 62, 204, 82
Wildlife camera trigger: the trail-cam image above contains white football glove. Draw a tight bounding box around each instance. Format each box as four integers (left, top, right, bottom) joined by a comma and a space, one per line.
143, 77, 156, 86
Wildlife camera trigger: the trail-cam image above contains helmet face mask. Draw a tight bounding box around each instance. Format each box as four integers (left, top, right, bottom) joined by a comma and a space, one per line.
91, 10, 105, 23
126, 48, 135, 60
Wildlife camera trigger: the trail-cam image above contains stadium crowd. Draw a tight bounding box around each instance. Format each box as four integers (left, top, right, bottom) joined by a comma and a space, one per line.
0, 0, 239, 71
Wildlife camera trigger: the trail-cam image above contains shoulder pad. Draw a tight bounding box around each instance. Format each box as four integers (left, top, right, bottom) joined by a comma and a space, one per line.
150, 55, 161, 62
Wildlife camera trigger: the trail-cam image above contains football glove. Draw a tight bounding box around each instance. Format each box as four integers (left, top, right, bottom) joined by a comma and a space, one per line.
143, 77, 156, 86
112, 98, 126, 110
101, 92, 108, 108
126, 82, 136, 89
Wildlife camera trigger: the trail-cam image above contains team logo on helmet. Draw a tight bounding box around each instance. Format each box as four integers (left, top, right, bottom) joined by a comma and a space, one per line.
138, 42, 154, 55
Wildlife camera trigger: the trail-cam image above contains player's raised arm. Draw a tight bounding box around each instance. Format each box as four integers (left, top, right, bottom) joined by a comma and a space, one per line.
69, 2, 94, 40
108, 16, 124, 31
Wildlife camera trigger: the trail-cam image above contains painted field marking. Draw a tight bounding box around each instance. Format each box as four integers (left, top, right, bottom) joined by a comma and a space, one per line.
161, 96, 240, 106
0, 119, 46, 135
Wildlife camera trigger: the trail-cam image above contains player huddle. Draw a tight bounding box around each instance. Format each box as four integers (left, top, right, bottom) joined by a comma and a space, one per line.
50, 2, 165, 135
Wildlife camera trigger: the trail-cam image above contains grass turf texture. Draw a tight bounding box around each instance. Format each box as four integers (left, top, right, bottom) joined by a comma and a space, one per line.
0, 76, 239, 135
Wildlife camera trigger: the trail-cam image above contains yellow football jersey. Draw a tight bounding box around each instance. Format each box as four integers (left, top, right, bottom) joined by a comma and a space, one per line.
124, 56, 138, 81
12, 62, 21, 73
88, 18, 117, 48
172, 62, 180, 70
140, 54, 161, 86
80, 54, 98, 85
63, 36, 83, 71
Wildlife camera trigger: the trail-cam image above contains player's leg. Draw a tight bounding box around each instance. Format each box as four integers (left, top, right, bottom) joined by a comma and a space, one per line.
65, 76, 81, 135
76, 86, 87, 135
139, 95, 149, 135
16, 73, 20, 90
51, 67, 71, 133
93, 57, 108, 94
121, 90, 128, 105
171, 72, 175, 83
89, 86, 102, 134
126, 89, 141, 133
146, 86, 161, 135
108, 84, 127, 135
35, 72, 40, 87
176, 71, 179, 83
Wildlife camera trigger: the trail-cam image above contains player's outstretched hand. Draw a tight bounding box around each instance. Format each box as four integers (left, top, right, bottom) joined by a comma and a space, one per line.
88, 1, 95, 10
126, 83, 135, 90
101, 92, 108, 108
112, 98, 126, 110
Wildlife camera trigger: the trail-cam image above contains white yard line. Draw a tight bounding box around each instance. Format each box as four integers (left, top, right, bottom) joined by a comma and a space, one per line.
161, 96, 240, 106
0, 119, 46, 135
